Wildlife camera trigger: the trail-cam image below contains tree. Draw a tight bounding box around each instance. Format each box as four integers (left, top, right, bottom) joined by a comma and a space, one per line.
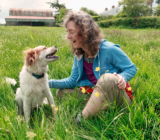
47, 0, 66, 25
80, 7, 98, 16
47, 0, 65, 13
146, 0, 153, 15
147, 0, 153, 10
119, 0, 152, 17
56, 7, 68, 23
154, 5, 160, 15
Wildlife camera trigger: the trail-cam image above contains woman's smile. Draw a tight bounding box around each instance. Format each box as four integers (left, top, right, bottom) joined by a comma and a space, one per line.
66, 21, 81, 49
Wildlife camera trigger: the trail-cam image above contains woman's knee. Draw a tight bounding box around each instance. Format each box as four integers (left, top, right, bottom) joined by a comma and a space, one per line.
56, 88, 78, 100
96, 73, 123, 103
96, 73, 118, 91
56, 89, 64, 100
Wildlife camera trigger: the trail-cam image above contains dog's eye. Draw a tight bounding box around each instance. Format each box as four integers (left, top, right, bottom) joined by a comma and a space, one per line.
44, 47, 47, 50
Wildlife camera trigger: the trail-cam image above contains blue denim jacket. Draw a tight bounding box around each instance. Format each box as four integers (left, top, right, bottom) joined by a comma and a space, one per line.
49, 39, 137, 89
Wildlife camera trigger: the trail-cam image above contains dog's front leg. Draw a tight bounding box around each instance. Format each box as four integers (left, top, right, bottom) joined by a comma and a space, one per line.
44, 89, 56, 119
23, 99, 32, 123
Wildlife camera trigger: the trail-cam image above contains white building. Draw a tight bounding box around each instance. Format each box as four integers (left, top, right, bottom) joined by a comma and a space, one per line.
99, 5, 120, 16
100, 0, 158, 16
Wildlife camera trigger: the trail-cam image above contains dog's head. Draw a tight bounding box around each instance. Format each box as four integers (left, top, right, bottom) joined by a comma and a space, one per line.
24, 46, 59, 67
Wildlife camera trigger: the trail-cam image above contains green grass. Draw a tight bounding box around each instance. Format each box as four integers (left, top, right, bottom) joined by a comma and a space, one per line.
0, 26, 160, 139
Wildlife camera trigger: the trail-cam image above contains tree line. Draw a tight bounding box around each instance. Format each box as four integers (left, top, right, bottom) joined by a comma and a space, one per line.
47, 0, 160, 25
119, 0, 160, 17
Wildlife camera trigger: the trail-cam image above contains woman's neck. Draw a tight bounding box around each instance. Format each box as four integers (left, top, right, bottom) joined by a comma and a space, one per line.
84, 52, 94, 58
87, 55, 94, 58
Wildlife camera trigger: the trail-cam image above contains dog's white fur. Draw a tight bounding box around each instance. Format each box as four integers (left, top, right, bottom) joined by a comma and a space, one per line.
6, 77, 17, 86
15, 46, 59, 123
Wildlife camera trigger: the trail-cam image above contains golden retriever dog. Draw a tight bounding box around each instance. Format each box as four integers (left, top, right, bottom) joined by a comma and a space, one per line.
15, 46, 59, 123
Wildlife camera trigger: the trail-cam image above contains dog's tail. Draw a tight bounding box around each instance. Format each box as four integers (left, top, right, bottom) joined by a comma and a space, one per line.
5, 77, 17, 86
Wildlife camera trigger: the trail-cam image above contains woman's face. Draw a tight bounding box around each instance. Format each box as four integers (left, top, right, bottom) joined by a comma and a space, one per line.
66, 20, 81, 49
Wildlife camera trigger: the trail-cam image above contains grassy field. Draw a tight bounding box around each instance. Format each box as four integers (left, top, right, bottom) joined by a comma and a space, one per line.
0, 26, 160, 140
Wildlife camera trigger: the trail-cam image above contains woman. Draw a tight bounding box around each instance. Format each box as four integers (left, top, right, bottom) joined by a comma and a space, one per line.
49, 10, 137, 124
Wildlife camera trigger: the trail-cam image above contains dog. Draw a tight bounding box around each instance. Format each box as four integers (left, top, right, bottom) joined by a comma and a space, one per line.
15, 46, 59, 123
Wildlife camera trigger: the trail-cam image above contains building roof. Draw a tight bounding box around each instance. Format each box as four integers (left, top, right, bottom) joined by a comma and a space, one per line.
5, 16, 55, 22
9, 8, 53, 17
5, 8, 55, 23
100, 6, 119, 16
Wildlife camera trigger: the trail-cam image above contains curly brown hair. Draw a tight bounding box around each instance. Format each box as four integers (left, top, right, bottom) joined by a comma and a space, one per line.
63, 10, 103, 56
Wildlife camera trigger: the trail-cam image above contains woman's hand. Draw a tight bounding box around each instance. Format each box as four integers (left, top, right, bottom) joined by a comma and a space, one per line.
113, 73, 126, 89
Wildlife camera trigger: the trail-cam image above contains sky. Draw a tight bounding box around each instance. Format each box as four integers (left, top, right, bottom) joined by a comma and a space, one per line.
0, 0, 121, 24
0, 0, 158, 24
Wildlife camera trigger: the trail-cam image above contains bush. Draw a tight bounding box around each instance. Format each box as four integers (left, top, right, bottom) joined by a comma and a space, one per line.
98, 21, 107, 28
92, 16, 100, 21
116, 11, 128, 18
120, 13, 128, 18
155, 18, 160, 28
123, 18, 134, 26
99, 15, 113, 20
135, 17, 157, 28
98, 17, 160, 29
108, 21, 113, 26
114, 18, 123, 26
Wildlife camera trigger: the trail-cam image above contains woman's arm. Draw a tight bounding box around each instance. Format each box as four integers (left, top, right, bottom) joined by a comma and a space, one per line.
109, 45, 137, 83
49, 56, 79, 89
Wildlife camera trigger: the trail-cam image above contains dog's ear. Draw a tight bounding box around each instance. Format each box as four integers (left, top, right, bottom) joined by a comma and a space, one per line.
24, 49, 39, 67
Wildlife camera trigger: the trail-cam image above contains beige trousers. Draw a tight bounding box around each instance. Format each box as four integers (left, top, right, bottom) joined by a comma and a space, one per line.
56, 73, 131, 108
